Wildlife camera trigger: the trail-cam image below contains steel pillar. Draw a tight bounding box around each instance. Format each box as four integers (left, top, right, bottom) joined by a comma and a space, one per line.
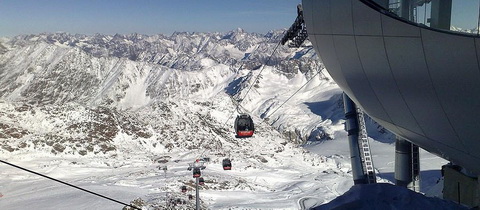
343, 93, 367, 184
395, 136, 420, 191
430, 0, 452, 30
395, 137, 412, 187
400, 0, 413, 20
195, 177, 200, 210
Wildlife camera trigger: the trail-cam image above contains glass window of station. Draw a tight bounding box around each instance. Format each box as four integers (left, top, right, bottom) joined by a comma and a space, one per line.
371, 0, 480, 35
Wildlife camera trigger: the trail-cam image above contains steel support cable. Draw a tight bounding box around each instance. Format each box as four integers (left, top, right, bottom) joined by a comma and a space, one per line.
262, 67, 324, 123
0, 159, 141, 210
233, 40, 261, 74
222, 38, 284, 128
195, 33, 285, 162
195, 34, 279, 160
195, 112, 226, 159
231, 33, 278, 99
210, 35, 275, 100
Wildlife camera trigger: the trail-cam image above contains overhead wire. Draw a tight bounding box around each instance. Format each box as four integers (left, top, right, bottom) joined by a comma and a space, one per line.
195, 32, 281, 160
0, 159, 141, 210
197, 30, 314, 163
222, 33, 285, 128
262, 66, 325, 123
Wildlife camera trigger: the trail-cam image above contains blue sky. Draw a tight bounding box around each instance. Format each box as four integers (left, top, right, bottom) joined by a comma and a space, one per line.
0, 0, 301, 37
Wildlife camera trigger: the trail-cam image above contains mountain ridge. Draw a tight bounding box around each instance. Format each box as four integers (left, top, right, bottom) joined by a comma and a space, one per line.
0, 30, 329, 144
0, 30, 399, 209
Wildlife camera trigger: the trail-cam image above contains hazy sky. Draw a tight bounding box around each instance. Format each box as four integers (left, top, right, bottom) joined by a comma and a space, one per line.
0, 0, 302, 37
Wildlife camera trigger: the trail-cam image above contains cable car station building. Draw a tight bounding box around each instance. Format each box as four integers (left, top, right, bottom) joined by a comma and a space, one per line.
302, 0, 480, 207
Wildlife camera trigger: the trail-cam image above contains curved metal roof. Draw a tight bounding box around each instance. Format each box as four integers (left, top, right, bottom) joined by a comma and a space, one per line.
303, 0, 480, 174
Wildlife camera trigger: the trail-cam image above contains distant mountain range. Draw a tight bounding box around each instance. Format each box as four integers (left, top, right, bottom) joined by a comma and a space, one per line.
0, 30, 396, 208
0, 29, 346, 157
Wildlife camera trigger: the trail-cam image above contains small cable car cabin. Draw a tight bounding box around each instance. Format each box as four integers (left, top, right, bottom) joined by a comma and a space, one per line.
234, 114, 254, 138
199, 177, 205, 185
222, 158, 232, 170
181, 186, 187, 193
193, 168, 201, 178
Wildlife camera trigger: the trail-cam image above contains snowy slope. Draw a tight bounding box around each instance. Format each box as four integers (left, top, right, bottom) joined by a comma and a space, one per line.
0, 95, 356, 209
0, 30, 449, 209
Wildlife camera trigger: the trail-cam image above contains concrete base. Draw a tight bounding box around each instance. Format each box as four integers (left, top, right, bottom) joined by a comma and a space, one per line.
443, 165, 480, 208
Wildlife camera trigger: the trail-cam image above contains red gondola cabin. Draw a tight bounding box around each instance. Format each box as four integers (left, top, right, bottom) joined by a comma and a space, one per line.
222, 158, 232, 170
193, 168, 201, 178
234, 114, 254, 138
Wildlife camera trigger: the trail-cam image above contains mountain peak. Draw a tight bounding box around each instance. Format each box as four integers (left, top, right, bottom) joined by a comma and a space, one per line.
234, 27, 245, 33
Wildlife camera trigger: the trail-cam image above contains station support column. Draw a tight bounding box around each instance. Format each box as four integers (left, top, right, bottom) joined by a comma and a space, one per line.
343, 93, 367, 184
395, 136, 420, 191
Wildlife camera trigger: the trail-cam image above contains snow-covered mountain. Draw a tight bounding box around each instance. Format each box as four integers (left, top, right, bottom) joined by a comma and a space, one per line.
450, 25, 479, 34
0, 29, 352, 209
0, 29, 329, 148
0, 30, 449, 209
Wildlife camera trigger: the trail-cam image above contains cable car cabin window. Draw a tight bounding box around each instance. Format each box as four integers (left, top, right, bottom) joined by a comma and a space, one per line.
234, 114, 255, 138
